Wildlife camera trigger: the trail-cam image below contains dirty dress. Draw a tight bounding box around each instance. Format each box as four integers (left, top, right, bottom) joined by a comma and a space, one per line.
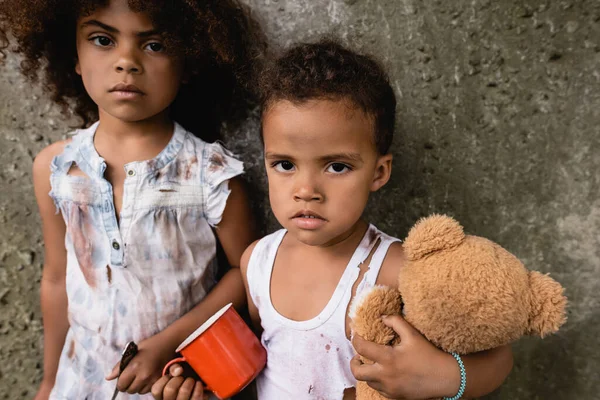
47, 121, 243, 399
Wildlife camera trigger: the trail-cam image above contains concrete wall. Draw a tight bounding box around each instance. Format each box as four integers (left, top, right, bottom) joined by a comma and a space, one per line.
1, 0, 599, 398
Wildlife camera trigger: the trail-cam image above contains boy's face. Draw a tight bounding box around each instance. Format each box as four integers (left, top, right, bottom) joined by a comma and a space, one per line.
75, 0, 184, 123
263, 99, 392, 247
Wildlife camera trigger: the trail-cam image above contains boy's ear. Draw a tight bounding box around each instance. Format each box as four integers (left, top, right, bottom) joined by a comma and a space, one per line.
370, 154, 393, 192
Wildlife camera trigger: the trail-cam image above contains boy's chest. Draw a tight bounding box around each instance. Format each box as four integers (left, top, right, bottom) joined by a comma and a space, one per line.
269, 253, 371, 338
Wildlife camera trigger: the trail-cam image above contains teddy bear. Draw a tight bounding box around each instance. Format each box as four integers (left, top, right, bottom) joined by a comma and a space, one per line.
350, 214, 567, 400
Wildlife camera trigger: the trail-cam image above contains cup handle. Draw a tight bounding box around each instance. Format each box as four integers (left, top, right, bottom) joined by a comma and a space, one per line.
161, 357, 214, 393
162, 357, 186, 377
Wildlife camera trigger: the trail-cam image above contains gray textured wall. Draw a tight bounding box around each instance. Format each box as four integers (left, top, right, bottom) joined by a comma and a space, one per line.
1, 0, 599, 398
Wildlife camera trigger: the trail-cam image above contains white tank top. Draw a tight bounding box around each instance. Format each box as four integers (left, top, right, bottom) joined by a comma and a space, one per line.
246, 225, 400, 399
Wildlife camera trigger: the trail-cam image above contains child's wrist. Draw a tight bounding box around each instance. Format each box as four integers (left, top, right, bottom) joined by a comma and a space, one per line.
437, 351, 464, 398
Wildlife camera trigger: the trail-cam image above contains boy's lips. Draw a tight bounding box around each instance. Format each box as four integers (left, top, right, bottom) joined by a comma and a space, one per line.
292, 210, 326, 230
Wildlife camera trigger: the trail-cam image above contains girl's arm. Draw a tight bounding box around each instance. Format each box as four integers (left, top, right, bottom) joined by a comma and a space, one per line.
153, 177, 256, 349
32, 143, 70, 400
116, 177, 256, 395
350, 242, 513, 399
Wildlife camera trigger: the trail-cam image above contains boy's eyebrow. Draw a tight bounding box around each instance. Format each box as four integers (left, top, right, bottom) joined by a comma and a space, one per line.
265, 152, 364, 162
80, 20, 160, 37
264, 152, 293, 160
319, 153, 364, 163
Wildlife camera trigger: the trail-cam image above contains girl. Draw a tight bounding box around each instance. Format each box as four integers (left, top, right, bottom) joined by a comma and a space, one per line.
156, 40, 513, 400
0, 0, 264, 399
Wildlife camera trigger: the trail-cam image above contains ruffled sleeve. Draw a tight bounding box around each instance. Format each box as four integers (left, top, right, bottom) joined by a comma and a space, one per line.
202, 142, 245, 226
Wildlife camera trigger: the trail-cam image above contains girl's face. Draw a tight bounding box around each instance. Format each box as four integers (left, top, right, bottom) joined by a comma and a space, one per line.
75, 0, 185, 124
263, 99, 393, 248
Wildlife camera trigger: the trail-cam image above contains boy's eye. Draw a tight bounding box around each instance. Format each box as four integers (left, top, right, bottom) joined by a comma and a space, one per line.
145, 42, 164, 52
90, 36, 113, 47
326, 163, 350, 174
273, 161, 295, 172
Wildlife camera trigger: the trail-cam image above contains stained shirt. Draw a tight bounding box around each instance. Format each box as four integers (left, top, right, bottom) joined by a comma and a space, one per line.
246, 225, 401, 399
47, 121, 243, 399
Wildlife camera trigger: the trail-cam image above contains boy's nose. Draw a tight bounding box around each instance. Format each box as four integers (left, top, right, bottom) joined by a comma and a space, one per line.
293, 183, 324, 202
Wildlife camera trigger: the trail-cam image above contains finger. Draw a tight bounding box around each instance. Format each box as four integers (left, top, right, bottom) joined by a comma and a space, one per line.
105, 362, 120, 380
175, 377, 196, 400
352, 333, 392, 363
151, 375, 171, 400
126, 375, 147, 394
350, 355, 382, 383
366, 380, 392, 399
140, 383, 153, 395
163, 376, 186, 400
116, 368, 136, 392
382, 315, 418, 341
169, 363, 184, 377
191, 381, 205, 400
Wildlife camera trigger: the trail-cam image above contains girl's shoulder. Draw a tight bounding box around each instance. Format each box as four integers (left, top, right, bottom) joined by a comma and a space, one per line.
32, 138, 73, 176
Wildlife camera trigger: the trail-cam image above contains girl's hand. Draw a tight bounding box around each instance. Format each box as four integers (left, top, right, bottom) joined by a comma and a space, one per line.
106, 334, 176, 395
151, 363, 207, 400
350, 315, 458, 400
33, 379, 54, 400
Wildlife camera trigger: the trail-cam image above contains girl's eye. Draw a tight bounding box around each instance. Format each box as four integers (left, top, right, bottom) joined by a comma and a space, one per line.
145, 42, 164, 52
326, 163, 350, 174
273, 161, 295, 172
90, 36, 113, 47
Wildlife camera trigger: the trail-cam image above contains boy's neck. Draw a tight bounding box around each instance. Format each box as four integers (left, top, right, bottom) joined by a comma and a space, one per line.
288, 219, 370, 259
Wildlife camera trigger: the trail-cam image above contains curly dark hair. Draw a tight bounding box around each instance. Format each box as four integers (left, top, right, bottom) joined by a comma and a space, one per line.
0, 0, 266, 141
259, 39, 396, 155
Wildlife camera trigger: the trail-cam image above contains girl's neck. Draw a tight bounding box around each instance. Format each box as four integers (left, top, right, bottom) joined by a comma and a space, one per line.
96, 109, 174, 142
93, 109, 175, 164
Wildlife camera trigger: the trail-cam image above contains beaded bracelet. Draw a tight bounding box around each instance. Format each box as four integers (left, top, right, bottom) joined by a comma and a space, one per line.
443, 352, 466, 400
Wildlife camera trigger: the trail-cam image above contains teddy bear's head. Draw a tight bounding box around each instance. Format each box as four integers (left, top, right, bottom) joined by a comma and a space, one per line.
399, 214, 567, 354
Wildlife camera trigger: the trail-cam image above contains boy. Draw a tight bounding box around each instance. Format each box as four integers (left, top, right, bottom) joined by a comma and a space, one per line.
152, 39, 513, 400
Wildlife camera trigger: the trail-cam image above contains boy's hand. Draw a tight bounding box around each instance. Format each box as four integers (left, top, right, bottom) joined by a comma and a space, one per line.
106, 335, 176, 395
350, 315, 457, 400
151, 363, 207, 400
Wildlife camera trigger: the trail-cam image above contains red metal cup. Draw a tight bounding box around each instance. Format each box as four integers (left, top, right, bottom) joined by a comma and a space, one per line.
162, 303, 266, 399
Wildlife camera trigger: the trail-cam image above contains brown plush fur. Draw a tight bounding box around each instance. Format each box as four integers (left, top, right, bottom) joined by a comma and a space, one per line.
352, 214, 567, 400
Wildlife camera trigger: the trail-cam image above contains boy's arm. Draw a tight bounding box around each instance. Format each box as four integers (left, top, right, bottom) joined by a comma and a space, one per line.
351, 242, 513, 399
32, 143, 71, 397
239, 240, 263, 335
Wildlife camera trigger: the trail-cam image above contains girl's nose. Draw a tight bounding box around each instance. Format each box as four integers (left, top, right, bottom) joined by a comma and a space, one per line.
114, 46, 142, 74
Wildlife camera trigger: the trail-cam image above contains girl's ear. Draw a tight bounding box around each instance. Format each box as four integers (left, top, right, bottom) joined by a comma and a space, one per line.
370, 154, 393, 192
75, 61, 81, 76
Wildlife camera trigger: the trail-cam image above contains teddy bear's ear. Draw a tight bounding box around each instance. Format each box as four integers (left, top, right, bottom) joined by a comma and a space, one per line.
527, 271, 568, 337
403, 214, 465, 260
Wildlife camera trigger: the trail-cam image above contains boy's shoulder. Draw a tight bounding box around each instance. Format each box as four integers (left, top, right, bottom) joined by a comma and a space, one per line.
375, 240, 406, 287
240, 230, 286, 276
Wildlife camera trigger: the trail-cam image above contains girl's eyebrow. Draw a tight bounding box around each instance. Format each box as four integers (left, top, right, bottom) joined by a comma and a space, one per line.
80, 19, 160, 37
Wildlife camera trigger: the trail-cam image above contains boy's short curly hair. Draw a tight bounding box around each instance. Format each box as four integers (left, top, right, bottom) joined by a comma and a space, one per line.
259, 39, 396, 155
0, 0, 265, 141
